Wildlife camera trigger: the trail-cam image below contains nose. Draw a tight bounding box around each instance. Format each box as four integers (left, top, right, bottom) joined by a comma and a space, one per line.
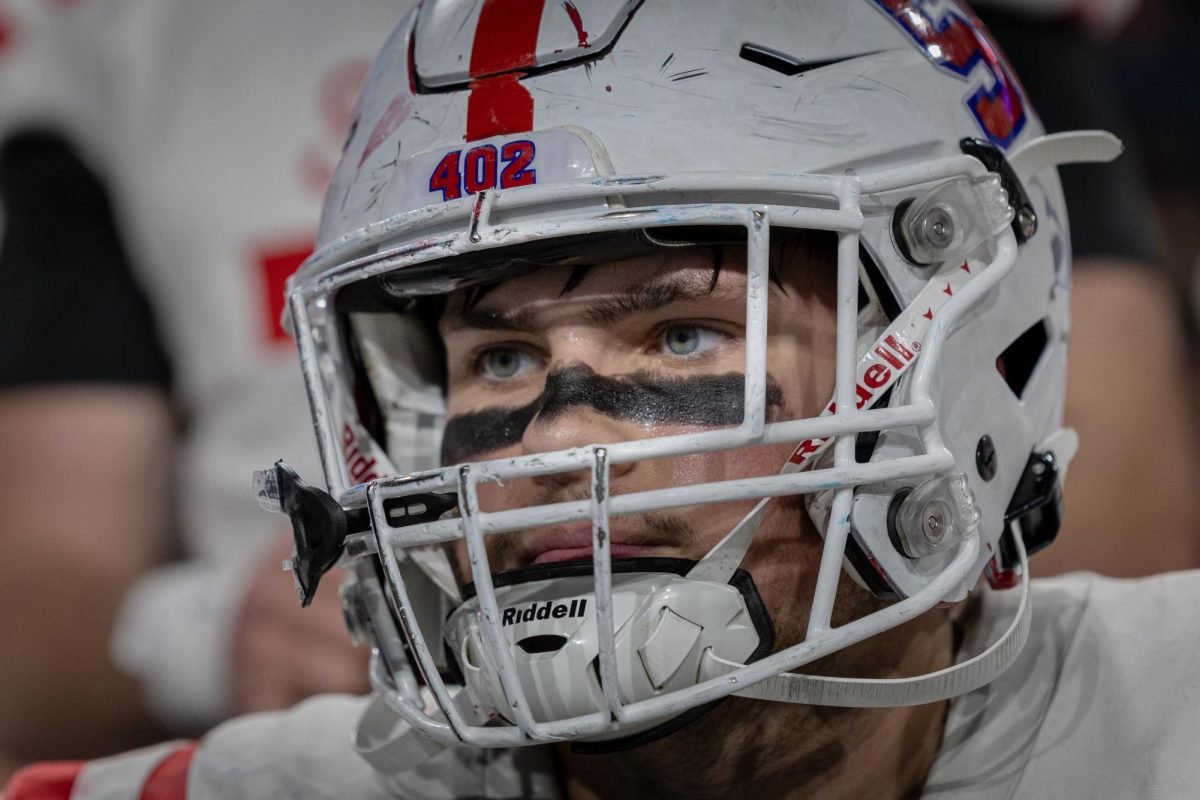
520, 360, 638, 489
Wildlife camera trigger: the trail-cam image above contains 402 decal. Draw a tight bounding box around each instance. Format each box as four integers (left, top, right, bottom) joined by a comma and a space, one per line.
429, 139, 536, 201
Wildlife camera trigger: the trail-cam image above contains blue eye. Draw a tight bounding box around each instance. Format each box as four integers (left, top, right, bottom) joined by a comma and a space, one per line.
478, 347, 538, 380
662, 325, 722, 356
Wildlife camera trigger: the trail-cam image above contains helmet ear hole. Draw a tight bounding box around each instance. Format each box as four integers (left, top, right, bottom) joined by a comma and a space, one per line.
996, 319, 1049, 399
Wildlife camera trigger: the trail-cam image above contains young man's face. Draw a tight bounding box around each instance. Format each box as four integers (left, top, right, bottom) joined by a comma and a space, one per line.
438, 236, 844, 645
432, 235, 958, 796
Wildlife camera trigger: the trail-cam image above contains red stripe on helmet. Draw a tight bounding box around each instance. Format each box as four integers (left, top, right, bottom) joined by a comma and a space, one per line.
138, 743, 198, 800
469, 0, 546, 77
467, 73, 536, 142
466, 0, 547, 141
3, 762, 84, 800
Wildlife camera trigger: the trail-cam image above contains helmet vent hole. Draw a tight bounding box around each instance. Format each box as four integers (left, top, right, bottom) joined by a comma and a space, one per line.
996, 319, 1049, 398
738, 44, 855, 77
516, 634, 570, 654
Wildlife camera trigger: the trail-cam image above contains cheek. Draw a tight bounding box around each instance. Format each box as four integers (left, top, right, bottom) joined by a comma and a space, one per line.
766, 309, 837, 420
658, 441, 826, 627
648, 440, 798, 554
468, 445, 530, 513
740, 497, 826, 646
656, 440, 791, 490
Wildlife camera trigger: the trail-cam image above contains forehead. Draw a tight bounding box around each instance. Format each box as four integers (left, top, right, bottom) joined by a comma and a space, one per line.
456, 246, 740, 313
435, 232, 837, 336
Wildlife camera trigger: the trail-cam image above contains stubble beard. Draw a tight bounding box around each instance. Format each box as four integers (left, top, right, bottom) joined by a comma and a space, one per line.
557, 498, 954, 800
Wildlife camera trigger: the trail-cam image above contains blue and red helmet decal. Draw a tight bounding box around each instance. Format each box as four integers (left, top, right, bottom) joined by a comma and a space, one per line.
872, 0, 1027, 149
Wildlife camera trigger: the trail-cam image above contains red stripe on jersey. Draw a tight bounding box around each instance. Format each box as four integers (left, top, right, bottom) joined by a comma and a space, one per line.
0, 13, 16, 56
465, 0, 547, 141
256, 239, 315, 344
3, 761, 84, 800
138, 744, 198, 800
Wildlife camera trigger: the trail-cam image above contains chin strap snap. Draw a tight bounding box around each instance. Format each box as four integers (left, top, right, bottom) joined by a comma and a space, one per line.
700, 527, 1031, 707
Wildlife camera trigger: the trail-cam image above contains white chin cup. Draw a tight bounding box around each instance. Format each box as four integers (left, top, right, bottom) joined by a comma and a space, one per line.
443, 564, 770, 743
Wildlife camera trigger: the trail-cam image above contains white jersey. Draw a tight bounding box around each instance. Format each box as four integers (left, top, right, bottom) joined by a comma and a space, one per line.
12, 571, 1200, 799
922, 569, 1200, 797
0, 0, 404, 727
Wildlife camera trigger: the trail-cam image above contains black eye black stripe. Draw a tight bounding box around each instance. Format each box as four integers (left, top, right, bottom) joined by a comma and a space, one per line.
440, 363, 783, 464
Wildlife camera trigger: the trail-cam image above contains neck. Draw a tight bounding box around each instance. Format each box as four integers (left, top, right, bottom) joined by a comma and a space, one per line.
559, 612, 954, 800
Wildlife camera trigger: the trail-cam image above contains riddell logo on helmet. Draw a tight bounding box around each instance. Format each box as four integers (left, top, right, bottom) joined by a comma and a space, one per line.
789, 334, 918, 465
502, 599, 588, 627
341, 423, 382, 484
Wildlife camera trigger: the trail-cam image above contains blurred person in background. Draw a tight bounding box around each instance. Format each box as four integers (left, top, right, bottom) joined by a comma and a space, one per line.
0, 0, 1195, 786
1100, 0, 1200, 368
973, 0, 1200, 577
0, 0, 403, 779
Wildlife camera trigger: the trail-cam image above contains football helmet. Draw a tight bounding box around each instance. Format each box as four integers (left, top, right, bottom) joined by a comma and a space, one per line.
255, 0, 1119, 762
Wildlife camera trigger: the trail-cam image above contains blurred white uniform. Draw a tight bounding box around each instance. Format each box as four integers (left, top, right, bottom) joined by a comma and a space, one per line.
0, 0, 403, 728
13, 572, 1199, 799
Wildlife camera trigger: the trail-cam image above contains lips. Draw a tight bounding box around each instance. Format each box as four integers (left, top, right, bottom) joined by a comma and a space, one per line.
518, 523, 673, 567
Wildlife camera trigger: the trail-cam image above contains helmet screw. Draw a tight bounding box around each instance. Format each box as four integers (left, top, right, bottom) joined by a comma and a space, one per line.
922, 504, 945, 544
976, 435, 997, 481
923, 206, 956, 248
1016, 207, 1038, 239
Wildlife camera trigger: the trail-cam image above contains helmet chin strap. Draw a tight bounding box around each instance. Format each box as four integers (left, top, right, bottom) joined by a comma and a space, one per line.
353, 532, 1029, 774
701, 528, 1031, 707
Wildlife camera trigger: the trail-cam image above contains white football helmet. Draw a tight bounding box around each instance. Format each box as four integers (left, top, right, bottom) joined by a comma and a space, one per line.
255, 0, 1119, 762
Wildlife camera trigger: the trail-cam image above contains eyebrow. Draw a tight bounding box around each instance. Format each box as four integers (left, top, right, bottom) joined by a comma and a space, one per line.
443, 304, 543, 334
442, 273, 727, 334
